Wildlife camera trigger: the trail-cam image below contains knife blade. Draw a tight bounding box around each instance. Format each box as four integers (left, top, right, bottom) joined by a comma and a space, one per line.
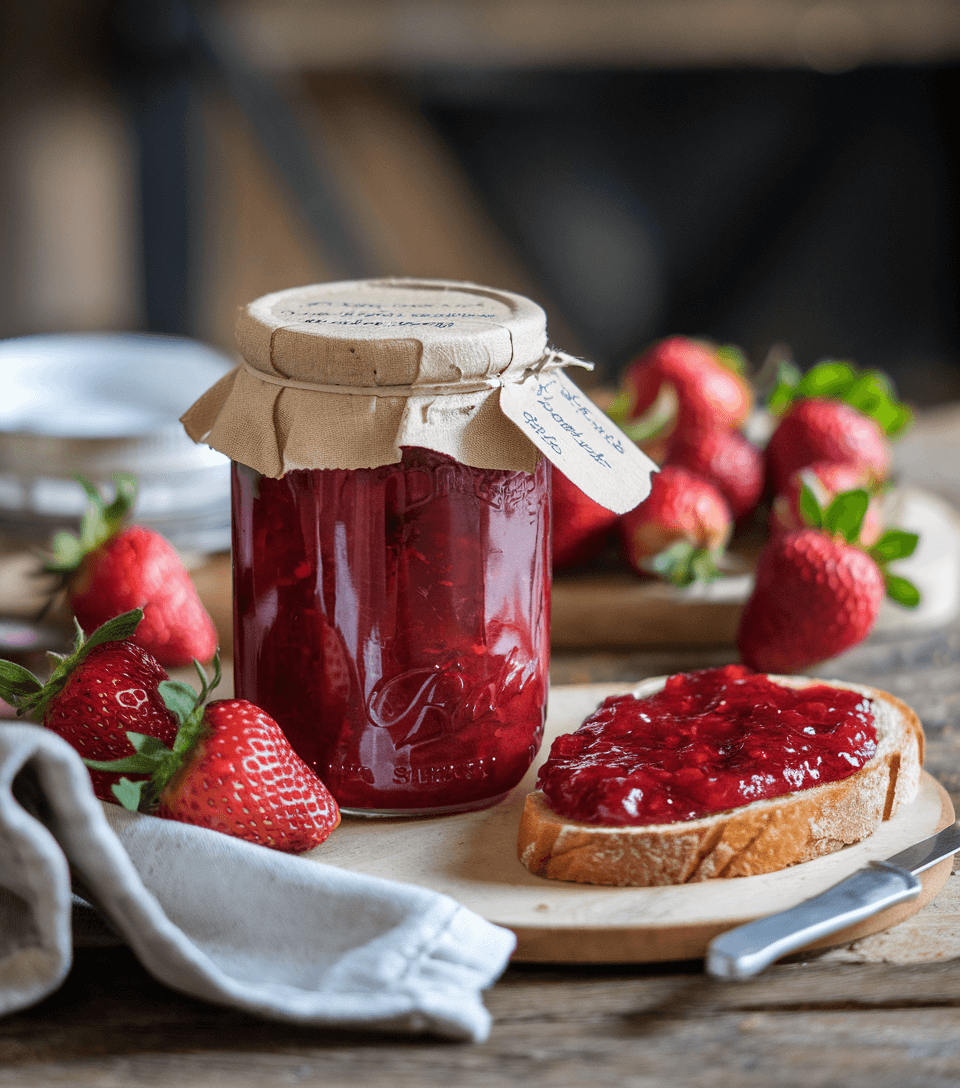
706, 822, 960, 981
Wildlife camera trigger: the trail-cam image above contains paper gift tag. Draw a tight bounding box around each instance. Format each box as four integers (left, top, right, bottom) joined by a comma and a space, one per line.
499, 368, 657, 515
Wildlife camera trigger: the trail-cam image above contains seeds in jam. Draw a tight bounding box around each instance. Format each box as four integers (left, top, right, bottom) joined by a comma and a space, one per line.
536, 664, 877, 826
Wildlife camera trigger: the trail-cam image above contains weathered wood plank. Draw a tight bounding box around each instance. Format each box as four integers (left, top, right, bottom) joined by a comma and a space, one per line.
4, 948, 960, 1087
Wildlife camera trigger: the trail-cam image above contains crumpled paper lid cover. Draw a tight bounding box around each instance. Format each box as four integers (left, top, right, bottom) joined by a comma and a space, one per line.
181, 279, 553, 478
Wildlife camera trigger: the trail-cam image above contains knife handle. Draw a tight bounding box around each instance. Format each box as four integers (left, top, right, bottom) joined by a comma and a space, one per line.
705, 861, 922, 981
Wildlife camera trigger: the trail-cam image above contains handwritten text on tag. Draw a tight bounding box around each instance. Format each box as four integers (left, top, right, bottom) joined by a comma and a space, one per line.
499, 369, 657, 515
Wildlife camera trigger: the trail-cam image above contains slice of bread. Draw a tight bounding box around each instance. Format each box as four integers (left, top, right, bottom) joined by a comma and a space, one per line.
518, 675, 924, 886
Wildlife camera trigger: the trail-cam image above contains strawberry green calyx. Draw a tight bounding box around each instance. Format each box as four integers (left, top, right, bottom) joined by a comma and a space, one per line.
45, 473, 138, 573
868, 532, 922, 608
797, 478, 921, 608
643, 541, 721, 588
0, 608, 145, 720
768, 359, 912, 437
714, 343, 748, 376
607, 382, 679, 443
84, 653, 222, 811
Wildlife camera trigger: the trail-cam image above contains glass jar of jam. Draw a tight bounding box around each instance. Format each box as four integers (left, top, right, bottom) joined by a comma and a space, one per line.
231, 448, 550, 814
181, 279, 575, 815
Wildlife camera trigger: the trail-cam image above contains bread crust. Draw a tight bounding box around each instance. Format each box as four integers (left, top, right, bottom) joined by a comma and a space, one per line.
518, 677, 924, 886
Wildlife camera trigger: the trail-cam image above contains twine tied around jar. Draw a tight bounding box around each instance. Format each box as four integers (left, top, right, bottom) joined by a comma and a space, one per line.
238, 348, 591, 399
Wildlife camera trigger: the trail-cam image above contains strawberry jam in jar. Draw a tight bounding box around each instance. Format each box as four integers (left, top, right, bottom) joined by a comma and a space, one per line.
182, 279, 582, 815
231, 448, 550, 814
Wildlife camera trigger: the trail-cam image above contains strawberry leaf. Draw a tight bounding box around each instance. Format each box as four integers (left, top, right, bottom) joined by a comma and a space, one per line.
83, 752, 159, 775
766, 358, 912, 435
193, 652, 221, 705
646, 541, 720, 587
0, 660, 44, 705
884, 573, 921, 609
689, 548, 721, 585
796, 360, 856, 399
159, 680, 203, 723
845, 371, 889, 416
870, 530, 920, 564
608, 381, 679, 443
715, 344, 748, 375
46, 531, 85, 573
877, 402, 913, 438
84, 731, 179, 811
44, 474, 139, 575
31, 609, 144, 721
112, 777, 147, 812
103, 473, 137, 525
126, 730, 177, 757
824, 489, 869, 544
797, 478, 825, 528
79, 608, 144, 654
158, 653, 221, 746
767, 359, 803, 415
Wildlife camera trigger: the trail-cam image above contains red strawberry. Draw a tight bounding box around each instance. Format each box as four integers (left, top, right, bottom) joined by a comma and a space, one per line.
771, 461, 884, 545
552, 467, 619, 570
611, 336, 753, 441
764, 398, 890, 496
0, 609, 177, 801
86, 664, 340, 854
619, 465, 732, 586
664, 427, 764, 521
47, 474, 217, 668
737, 490, 920, 673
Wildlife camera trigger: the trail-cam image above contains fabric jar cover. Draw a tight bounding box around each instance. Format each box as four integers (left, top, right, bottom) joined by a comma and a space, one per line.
181, 278, 579, 478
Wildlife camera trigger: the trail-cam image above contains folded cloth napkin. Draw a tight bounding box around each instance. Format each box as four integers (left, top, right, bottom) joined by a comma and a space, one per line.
0, 723, 516, 1041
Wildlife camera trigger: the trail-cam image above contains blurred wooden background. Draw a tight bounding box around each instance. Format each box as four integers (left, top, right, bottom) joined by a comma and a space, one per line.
2, 0, 959, 392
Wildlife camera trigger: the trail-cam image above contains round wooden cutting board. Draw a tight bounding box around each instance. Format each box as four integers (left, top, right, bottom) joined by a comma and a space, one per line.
307, 682, 956, 964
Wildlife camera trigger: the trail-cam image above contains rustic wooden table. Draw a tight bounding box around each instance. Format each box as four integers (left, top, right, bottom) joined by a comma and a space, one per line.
3, 406, 960, 1087
2, 619, 959, 1088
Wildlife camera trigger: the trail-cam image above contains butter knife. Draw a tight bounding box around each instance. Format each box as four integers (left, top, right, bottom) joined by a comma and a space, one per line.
706, 822, 960, 981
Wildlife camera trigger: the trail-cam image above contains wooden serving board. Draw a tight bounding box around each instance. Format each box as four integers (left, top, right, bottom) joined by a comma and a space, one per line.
307, 682, 956, 964
551, 487, 960, 650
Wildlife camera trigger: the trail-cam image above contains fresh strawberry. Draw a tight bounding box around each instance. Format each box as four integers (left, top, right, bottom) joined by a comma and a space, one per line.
764, 398, 891, 496
609, 336, 753, 444
85, 660, 340, 854
664, 427, 764, 521
552, 467, 619, 570
619, 465, 732, 586
0, 609, 178, 801
771, 461, 884, 545
47, 474, 217, 668
737, 488, 920, 673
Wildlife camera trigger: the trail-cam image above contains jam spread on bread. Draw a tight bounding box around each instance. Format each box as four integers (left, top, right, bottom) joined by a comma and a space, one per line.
536, 665, 877, 825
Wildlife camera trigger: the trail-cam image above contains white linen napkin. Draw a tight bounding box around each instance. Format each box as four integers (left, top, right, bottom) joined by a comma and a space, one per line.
0, 722, 516, 1041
